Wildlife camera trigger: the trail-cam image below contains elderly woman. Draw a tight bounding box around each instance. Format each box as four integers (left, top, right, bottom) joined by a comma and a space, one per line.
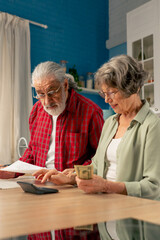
33, 55, 160, 200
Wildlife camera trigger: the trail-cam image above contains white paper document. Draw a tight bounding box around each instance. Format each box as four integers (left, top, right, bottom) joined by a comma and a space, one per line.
0, 176, 35, 189
0, 179, 20, 189
0, 160, 46, 174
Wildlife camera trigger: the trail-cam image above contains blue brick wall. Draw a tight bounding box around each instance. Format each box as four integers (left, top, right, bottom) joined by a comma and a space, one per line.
0, 0, 109, 76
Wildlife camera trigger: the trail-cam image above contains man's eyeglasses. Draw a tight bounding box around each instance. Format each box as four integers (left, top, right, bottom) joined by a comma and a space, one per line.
33, 85, 61, 100
99, 90, 118, 99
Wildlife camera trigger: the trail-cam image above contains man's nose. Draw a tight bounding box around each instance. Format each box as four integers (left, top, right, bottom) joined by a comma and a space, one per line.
43, 94, 52, 105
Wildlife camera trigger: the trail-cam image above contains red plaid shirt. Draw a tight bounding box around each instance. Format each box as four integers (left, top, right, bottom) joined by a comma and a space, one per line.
28, 225, 101, 240
20, 89, 104, 170
21, 89, 103, 240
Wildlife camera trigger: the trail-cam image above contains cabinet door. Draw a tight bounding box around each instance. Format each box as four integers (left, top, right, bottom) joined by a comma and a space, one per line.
127, 0, 160, 115
132, 35, 154, 107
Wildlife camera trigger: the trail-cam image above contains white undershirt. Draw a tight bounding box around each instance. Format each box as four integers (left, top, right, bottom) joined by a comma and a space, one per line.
105, 138, 121, 240
45, 115, 59, 240
45, 115, 58, 169
106, 138, 121, 181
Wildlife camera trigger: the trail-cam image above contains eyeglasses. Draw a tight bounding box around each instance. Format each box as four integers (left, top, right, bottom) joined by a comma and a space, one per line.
33, 85, 61, 100
99, 90, 118, 99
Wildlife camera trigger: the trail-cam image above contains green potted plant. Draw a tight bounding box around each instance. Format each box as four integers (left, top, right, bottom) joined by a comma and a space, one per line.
68, 65, 81, 87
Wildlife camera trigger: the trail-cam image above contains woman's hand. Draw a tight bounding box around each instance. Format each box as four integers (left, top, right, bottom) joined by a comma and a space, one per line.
62, 168, 75, 177
76, 174, 107, 193
76, 174, 127, 195
33, 168, 76, 185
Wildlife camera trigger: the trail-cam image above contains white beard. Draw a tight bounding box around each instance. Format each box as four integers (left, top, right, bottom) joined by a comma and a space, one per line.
44, 88, 66, 116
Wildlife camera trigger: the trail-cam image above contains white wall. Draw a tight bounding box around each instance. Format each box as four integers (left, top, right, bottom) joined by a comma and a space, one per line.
106, 0, 151, 49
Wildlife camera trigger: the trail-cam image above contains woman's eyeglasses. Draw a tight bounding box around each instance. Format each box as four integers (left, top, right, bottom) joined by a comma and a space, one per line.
98, 90, 118, 99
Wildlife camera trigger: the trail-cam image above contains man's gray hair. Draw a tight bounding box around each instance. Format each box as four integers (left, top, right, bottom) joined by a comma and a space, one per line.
65, 73, 79, 90
32, 61, 79, 90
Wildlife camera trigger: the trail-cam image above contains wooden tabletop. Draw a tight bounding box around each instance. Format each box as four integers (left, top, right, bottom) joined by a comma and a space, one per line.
1, 178, 160, 239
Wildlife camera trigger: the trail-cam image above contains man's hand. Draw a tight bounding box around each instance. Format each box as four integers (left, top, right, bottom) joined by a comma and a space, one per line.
33, 169, 76, 185
0, 166, 15, 179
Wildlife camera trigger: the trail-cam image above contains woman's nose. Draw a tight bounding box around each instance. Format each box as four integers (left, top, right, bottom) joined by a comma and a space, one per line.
105, 96, 112, 104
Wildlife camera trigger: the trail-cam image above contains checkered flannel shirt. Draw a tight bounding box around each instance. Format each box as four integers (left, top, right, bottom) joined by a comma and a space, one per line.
21, 89, 104, 240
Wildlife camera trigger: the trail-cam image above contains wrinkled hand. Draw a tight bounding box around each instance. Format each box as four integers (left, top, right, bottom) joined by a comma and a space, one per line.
33, 169, 58, 182
0, 166, 15, 179
62, 168, 75, 177
33, 169, 76, 185
76, 174, 107, 193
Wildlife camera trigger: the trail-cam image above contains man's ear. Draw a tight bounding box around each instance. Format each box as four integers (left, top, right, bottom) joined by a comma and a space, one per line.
64, 78, 69, 91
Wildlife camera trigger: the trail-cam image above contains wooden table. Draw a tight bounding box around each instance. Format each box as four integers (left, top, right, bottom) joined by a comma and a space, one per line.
1, 178, 160, 239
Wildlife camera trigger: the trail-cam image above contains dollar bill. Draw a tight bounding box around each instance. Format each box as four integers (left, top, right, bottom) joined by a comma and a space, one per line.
74, 224, 93, 231
74, 165, 93, 179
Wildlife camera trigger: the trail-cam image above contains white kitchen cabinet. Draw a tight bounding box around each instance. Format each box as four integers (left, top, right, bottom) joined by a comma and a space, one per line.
127, 0, 160, 116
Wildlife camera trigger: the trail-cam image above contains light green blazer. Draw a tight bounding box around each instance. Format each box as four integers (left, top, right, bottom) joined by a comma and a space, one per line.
92, 100, 160, 200
98, 218, 160, 240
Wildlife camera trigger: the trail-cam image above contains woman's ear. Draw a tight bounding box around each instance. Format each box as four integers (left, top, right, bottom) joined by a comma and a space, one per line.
137, 87, 141, 94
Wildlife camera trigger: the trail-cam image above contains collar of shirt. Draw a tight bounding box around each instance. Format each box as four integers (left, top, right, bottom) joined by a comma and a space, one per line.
65, 88, 77, 114
113, 100, 150, 126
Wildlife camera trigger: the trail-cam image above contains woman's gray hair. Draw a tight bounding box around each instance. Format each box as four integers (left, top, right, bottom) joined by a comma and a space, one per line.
95, 54, 149, 97
32, 61, 78, 90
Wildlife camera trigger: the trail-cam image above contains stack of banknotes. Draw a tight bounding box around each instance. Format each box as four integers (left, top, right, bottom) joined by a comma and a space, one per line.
74, 165, 93, 179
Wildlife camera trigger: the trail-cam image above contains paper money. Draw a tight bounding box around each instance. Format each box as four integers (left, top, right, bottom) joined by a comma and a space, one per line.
74, 165, 93, 179
74, 224, 93, 231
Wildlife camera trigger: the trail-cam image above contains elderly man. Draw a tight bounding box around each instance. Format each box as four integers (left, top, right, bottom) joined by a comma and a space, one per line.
0, 61, 104, 239
1, 61, 103, 176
